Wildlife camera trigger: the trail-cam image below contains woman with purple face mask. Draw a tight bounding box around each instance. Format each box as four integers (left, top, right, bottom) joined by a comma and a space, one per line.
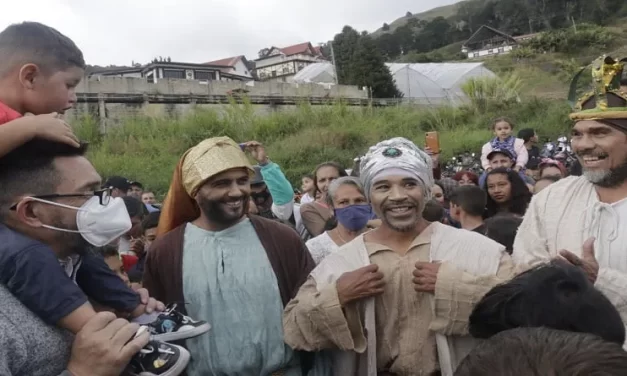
305, 176, 372, 265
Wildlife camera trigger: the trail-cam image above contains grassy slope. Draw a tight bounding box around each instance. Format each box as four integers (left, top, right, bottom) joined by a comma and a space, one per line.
371, 1, 467, 37
74, 99, 571, 195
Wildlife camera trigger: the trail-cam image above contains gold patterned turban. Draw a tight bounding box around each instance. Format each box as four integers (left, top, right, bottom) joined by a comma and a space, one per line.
158, 137, 253, 235
569, 55, 627, 130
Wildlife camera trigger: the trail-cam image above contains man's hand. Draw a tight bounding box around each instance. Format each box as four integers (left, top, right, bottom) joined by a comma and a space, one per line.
559, 237, 599, 284
413, 261, 441, 293
19, 113, 80, 147
130, 287, 165, 318
424, 146, 440, 165
66, 312, 149, 376
336, 264, 385, 307
130, 238, 145, 255
242, 141, 268, 164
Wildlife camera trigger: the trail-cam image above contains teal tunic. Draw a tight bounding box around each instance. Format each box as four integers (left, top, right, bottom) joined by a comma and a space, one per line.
182, 219, 300, 375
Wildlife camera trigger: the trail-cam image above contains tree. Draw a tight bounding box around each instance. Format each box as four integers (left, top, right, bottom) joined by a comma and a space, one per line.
350, 35, 403, 98
406, 11, 413, 17
382, 23, 390, 31
333, 26, 362, 84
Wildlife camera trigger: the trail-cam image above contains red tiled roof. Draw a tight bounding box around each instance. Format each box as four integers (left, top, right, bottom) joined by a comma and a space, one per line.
280, 42, 313, 56
204, 55, 243, 67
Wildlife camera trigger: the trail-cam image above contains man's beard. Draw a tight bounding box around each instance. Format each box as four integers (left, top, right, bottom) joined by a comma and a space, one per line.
198, 194, 250, 228
581, 155, 627, 188
379, 199, 425, 232
49, 217, 91, 256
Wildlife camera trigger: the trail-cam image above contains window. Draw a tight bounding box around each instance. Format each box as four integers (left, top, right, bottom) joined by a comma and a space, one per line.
146, 72, 155, 83
282, 66, 290, 74
473, 52, 479, 58
163, 69, 185, 79
272, 71, 277, 77
498, 47, 505, 53
195, 71, 214, 81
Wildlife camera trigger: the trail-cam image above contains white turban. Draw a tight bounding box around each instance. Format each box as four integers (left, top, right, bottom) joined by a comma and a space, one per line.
359, 137, 434, 199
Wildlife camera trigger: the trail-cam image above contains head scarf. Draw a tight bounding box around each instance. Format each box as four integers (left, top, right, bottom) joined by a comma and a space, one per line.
359, 137, 434, 200
157, 137, 253, 235
569, 55, 627, 131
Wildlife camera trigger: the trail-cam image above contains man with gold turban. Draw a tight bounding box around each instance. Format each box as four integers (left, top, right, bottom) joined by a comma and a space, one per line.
283, 137, 515, 376
513, 55, 627, 349
142, 137, 316, 375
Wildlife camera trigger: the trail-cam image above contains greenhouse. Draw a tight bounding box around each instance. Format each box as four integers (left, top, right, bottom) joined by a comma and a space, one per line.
385, 62, 497, 105
292, 62, 337, 84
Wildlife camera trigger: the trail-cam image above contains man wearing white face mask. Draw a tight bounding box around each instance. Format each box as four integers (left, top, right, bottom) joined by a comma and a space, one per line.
0, 139, 211, 376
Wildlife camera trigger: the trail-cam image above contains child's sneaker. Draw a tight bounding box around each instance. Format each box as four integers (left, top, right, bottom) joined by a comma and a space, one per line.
128, 339, 190, 376
147, 303, 210, 342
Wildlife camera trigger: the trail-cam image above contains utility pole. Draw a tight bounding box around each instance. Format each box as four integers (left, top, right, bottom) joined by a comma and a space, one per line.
329, 41, 340, 85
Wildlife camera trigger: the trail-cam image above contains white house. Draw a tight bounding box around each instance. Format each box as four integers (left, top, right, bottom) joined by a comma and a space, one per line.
461, 25, 518, 59
204, 55, 254, 79
254, 42, 324, 83
90, 61, 251, 83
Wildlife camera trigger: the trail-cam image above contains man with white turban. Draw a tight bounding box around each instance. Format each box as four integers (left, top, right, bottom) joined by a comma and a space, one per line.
143, 137, 316, 375
283, 137, 516, 376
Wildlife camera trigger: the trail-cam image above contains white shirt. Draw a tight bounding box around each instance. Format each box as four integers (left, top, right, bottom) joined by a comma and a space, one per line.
305, 231, 339, 265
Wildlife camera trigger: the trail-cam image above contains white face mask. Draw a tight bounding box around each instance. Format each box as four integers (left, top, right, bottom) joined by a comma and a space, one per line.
27, 196, 132, 247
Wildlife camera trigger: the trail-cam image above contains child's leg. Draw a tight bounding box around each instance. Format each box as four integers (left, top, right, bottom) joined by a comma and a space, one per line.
57, 301, 97, 334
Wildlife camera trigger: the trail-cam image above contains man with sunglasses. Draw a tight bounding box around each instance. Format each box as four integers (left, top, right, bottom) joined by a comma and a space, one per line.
0, 140, 204, 375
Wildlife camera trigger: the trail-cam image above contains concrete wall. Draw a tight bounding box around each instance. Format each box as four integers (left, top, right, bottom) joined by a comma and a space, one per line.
65, 101, 302, 131
77, 76, 367, 98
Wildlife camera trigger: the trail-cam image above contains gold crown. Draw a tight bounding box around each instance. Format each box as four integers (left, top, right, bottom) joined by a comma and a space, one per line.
568, 55, 627, 121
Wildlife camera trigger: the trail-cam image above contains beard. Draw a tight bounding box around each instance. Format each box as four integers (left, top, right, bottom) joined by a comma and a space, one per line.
49, 216, 91, 256
379, 198, 425, 232
581, 154, 627, 188
198, 193, 250, 228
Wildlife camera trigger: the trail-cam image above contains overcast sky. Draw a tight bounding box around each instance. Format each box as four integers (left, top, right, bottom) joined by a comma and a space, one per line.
2, 0, 458, 66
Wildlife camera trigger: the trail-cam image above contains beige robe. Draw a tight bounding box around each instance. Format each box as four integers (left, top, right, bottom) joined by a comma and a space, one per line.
283, 222, 516, 376
513, 175, 627, 349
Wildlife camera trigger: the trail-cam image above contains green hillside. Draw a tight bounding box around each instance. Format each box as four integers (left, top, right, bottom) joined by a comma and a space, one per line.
372, 1, 473, 37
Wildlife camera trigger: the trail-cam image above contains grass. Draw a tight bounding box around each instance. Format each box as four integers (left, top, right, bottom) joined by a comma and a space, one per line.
73, 99, 571, 197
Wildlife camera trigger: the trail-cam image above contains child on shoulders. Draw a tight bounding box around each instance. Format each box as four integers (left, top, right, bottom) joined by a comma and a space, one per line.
481, 117, 528, 172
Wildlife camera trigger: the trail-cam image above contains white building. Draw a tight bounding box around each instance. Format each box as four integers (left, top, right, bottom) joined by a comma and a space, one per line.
204, 56, 254, 79
386, 62, 497, 105
461, 25, 518, 59
254, 42, 324, 83
90, 61, 251, 83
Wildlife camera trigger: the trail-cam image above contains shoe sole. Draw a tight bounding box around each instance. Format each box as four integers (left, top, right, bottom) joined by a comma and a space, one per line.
137, 344, 191, 376
151, 322, 211, 342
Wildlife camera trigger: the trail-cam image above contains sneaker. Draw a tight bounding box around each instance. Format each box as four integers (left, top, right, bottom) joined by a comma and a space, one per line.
128, 339, 190, 376
147, 303, 211, 342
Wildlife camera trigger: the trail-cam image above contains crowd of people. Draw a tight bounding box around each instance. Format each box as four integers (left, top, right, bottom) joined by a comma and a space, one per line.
1, 20, 627, 376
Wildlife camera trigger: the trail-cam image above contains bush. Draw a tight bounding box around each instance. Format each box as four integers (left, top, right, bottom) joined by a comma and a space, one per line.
72, 100, 571, 197
525, 24, 616, 54
461, 73, 523, 112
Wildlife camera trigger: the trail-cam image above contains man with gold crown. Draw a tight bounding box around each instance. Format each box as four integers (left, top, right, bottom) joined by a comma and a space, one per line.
513, 55, 627, 348
142, 137, 316, 375
283, 137, 515, 376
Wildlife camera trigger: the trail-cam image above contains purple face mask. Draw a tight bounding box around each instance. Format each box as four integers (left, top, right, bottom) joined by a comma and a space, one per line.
334, 205, 372, 231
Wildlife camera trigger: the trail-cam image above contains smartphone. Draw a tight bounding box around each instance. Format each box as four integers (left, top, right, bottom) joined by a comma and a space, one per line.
425, 131, 440, 154
239, 143, 246, 151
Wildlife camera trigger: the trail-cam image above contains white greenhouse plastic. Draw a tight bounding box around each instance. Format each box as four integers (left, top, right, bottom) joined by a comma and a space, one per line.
292, 62, 337, 84
385, 62, 497, 105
